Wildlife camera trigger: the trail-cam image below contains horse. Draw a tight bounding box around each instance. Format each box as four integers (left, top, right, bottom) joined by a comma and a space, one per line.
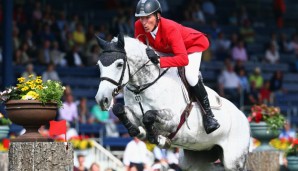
95, 34, 250, 171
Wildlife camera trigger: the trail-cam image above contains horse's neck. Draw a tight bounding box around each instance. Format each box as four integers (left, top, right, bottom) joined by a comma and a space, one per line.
127, 58, 160, 87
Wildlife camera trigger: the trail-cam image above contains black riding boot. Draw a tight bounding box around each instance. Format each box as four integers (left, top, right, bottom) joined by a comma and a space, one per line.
192, 78, 220, 134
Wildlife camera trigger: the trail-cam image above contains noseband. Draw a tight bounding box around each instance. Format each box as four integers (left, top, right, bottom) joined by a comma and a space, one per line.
100, 50, 131, 97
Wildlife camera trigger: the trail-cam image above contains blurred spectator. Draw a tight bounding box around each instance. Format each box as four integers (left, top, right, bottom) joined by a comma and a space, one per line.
239, 20, 255, 44
56, 11, 67, 31
21, 63, 37, 80
12, 26, 21, 51
231, 40, 248, 62
16, 43, 32, 65
234, 60, 245, 75
77, 97, 92, 124
63, 85, 73, 97
247, 81, 260, 105
278, 33, 291, 54
279, 121, 296, 139
249, 67, 264, 90
269, 70, 285, 94
38, 40, 52, 65
42, 63, 60, 82
238, 6, 250, 26
214, 32, 231, 59
24, 29, 37, 54
238, 68, 250, 106
69, 14, 80, 32
86, 44, 101, 66
65, 44, 85, 67
202, 0, 216, 16
264, 43, 280, 64
269, 33, 279, 51
228, 11, 238, 26
59, 94, 79, 124
39, 24, 56, 42
192, 4, 205, 24
218, 62, 241, 106
288, 34, 298, 56
123, 137, 149, 171
32, 1, 42, 21
89, 162, 100, 171
273, 0, 286, 28
50, 41, 66, 66
259, 81, 272, 105
73, 23, 86, 46
74, 154, 88, 171
167, 148, 182, 171
90, 104, 110, 123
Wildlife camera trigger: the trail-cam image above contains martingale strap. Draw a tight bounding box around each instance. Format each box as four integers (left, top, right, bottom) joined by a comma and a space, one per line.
168, 102, 194, 140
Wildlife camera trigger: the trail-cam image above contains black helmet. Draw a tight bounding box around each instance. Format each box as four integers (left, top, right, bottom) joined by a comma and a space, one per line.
135, 0, 162, 17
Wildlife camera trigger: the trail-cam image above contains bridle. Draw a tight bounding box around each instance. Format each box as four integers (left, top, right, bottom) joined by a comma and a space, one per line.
100, 35, 169, 98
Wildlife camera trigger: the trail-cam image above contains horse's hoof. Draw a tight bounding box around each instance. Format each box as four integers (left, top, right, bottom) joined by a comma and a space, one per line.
157, 135, 172, 149
128, 127, 140, 137
136, 126, 147, 140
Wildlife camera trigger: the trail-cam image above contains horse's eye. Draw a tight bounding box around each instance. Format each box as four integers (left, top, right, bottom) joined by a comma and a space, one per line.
116, 63, 123, 68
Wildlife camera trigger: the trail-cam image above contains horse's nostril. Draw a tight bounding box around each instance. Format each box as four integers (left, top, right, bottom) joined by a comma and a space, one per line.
104, 97, 108, 104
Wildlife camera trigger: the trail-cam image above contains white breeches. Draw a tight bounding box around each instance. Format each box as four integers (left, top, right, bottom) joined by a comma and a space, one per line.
185, 52, 202, 86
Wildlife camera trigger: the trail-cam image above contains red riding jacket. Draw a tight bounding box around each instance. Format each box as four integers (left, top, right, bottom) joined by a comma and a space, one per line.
134, 17, 209, 68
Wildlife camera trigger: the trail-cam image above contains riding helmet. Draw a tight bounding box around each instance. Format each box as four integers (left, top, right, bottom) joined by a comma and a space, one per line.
135, 0, 162, 17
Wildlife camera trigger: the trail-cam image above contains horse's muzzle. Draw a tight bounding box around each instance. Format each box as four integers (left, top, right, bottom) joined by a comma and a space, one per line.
99, 97, 109, 111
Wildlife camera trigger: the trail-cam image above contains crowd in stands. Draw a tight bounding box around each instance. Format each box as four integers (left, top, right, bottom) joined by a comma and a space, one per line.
1, 0, 298, 170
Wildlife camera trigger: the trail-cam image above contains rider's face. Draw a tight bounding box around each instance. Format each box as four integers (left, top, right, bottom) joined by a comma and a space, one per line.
139, 14, 157, 32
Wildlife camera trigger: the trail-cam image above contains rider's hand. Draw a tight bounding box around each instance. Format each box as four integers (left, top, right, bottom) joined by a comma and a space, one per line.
146, 47, 160, 64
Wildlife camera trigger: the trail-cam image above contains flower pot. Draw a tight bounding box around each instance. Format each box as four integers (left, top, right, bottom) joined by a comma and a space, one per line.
287, 156, 298, 171
250, 122, 280, 151
0, 125, 9, 140
5, 100, 57, 142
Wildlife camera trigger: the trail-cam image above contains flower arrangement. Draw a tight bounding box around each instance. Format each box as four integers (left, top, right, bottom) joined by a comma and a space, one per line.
69, 136, 94, 150
248, 104, 285, 131
0, 75, 65, 107
271, 138, 298, 156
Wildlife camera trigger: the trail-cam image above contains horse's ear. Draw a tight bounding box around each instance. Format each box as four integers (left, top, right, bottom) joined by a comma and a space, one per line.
117, 33, 125, 49
95, 34, 108, 49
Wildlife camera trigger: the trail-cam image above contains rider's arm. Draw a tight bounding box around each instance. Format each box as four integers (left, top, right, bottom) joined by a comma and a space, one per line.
159, 27, 189, 68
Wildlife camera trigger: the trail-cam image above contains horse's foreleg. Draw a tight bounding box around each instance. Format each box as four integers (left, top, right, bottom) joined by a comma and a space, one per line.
112, 103, 146, 138
143, 110, 172, 148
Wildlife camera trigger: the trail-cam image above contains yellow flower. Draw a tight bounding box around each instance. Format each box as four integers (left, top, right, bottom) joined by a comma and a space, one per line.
21, 86, 29, 91
29, 84, 36, 89
37, 76, 42, 79
35, 79, 42, 84
28, 74, 34, 78
17, 77, 25, 83
36, 85, 43, 90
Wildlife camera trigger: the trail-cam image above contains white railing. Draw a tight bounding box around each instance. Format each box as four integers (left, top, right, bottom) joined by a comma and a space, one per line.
90, 140, 125, 171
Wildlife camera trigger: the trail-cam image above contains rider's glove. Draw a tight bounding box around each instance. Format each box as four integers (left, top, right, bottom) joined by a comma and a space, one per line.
146, 47, 160, 64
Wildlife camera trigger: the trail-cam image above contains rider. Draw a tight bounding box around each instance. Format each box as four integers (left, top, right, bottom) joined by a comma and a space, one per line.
134, 0, 220, 134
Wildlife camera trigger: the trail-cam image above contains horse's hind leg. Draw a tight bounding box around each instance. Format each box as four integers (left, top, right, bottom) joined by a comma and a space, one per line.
112, 103, 146, 138
222, 146, 248, 171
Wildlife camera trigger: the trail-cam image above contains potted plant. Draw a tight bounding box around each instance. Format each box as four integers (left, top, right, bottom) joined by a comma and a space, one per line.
248, 104, 285, 151
0, 75, 65, 142
285, 139, 298, 170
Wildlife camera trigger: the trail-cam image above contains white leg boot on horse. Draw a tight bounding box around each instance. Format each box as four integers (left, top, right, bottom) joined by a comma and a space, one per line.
192, 76, 220, 134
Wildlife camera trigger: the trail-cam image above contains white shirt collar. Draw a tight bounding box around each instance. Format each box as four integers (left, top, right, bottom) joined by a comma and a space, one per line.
150, 26, 159, 39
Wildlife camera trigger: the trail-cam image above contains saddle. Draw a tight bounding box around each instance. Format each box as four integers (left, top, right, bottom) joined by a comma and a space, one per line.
177, 67, 222, 110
